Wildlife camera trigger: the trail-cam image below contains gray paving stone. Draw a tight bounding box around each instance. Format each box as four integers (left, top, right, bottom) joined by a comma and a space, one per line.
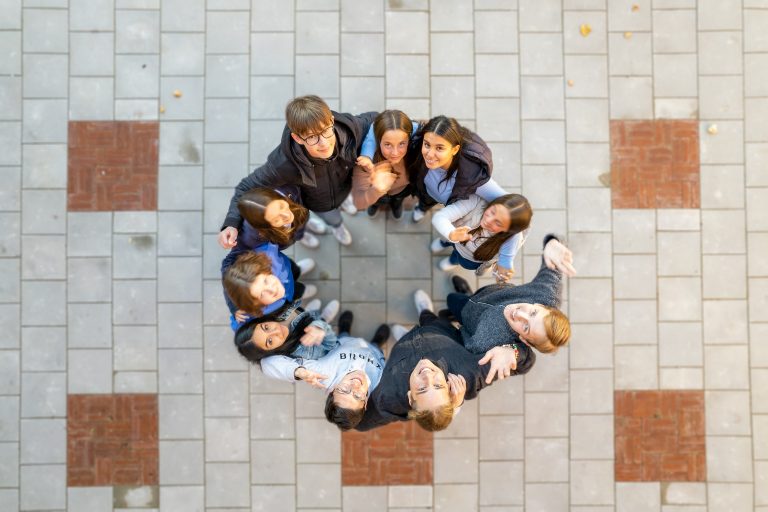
67, 212, 111, 257
476, 55, 519, 99
203, 278, 228, 325
205, 372, 248, 416
158, 212, 203, 256
295, 55, 340, 98
296, 11, 339, 55
0, 125, 20, 167
207, 11, 249, 54
203, 235, 224, 280
0, 304, 19, 349
161, 0, 204, 31
114, 325, 157, 371
158, 303, 203, 348
20, 464, 65, 509
294, 381, 325, 420
204, 325, 246, 371
68, 487, 113, 512
161, 33, 205, 75
295, 231, 341, 280
0, 396, 19, 441
20, 418, 65, 463
115, 371, 157, 393
340, 76, 385, 113
159, 121, 204, 165
206, 98, 250, 142
158, 257, 203, 302
116, 99, 158, 120
475, 10, 517, 53
203, 188, 231, 233
159, 486, 204, 512
479, 415, 523, 460
251, 440, 295, 484
250, 76, 294, 119
386, 55, 429, 98
158, 166, 203, 210
340, 0, 383, 32
251, 394, 295, 439
746, 54, 768, 97
0, 168, 19, 210
67, 257, 111, 302
69, 77, 115, 120
208, 0, 249, 7
0, 443, 17, 486
0, 0, 20, 29
477, 98, 521, 142
341, 33, 384, 77
340, 212, 386, 257
70, 32, 114, 76
0, 32, 20, 75
68, 303, 111, 348
22, 144, 66, 189
22, 9, 68, 53
115, 55, 159, 99
68, 349, 112, 393
159, 394, 203, 439
386, 233, 431, 279
521, 121, 566, 164
160, 76, 204, 120
0, 258, 20, 303
608, 32, 651, 77
159, 440, 204, 484
0, 350, 19, 395
206, 417, 249, 461
22, 99, 67, 143
21, 326, 66, 371
431, 76, 475, 119
116, 0, 159, 7
386, 278, 431, 324
203, 143, 248, 188
340, 256, 385, 302
564, 11, 606, 54
250, 364, 295, 394
114, 211, 157, 233
0, 77, 21, 120
430, 0, 473, 30
206, 462, 250, 507
159, 348, 203, 393
113, 280, 157, 325
296, 418, 341, 464
565, 55, 608, 99
70, 0, 113, 30
251, 0, 293, 30
21, 371, 66, 417
21, 280, 65, 325
249, 120, 284, 163
520, 33, 563, 76
206, 55, 249, 98
116, 9, 160, 54
297, 464, 341, 508
250, 33, 294, 75
565, 99, 609, 143
21, 235, 65, 279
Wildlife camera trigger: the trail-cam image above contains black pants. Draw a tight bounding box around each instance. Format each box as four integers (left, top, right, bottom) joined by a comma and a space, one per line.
288, 257, 306, 301
446, 293, 470, 322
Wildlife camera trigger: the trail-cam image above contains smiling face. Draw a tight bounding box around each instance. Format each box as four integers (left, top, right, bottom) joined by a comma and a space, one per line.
407, 359, 450, 411
504, 303, 550, 346
292, 120, 336, 159
480, 204, 512, 234
248, 273, 285, 306
332, 369, 369, 410
379, 129, 410, 165
250, 321, 290, 351
263, 199, 294, 228
422, 132, 460, 170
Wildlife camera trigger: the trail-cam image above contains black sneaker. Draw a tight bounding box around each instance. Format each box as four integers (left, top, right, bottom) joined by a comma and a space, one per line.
390, 198, 403, 219
367, 204, 379, 219
371, 324, 390, 348
438, 308, 457, 322
338, 310, 353, 335
452, 275, 473, 295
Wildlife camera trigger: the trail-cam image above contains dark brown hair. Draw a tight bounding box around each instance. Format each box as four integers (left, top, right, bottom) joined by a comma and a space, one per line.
233, 308, 313, 364
238, 188, 309, 247
285, 95, 332, 135
372, 110, 414, 164
415, 115, 471, 184
222, 251, 273, 316
467, 194, 533, 261
325, 393, 366, 431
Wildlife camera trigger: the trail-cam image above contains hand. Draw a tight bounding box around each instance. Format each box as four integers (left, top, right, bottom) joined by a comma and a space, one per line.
233, 309, 249, 323
478, 346, 518, 384
448, 226, 472, 243
300, 325, 325, 346
370, 164, 397, 193
294, 367, 328, 389
356, 156, 374, 172
218, 227, 238, 249
493, 263, 514, 284
543, 239, 577, 277
447, 373, 467, 407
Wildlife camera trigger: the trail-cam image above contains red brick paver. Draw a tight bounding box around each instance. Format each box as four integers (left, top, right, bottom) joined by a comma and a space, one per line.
68, 121, 158, 211
610, 120, 700, 209
615, 390, 705, 482
67, 394, 158, 486
342, 422, 433, 485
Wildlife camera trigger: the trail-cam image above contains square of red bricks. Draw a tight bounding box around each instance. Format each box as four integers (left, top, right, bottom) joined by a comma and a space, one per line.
615, 390, 706, 482
67, 394, 158, 487
68, 121, 159, 211
610, 119, 700, 209
342, 422, 433, 486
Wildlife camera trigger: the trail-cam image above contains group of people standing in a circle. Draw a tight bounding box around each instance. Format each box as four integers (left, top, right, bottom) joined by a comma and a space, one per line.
218, 95, 577, 432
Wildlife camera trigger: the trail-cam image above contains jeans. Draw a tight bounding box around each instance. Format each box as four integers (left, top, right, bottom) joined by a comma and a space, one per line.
446, 293, 470, 322
315, 207, 343, 228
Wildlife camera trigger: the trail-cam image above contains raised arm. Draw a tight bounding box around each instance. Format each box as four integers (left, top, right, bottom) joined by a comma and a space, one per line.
431, 196, 482, 241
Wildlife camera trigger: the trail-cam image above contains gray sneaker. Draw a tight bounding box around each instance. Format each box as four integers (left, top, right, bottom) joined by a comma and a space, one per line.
332, 223, 352, 246
413, 289, 434, 314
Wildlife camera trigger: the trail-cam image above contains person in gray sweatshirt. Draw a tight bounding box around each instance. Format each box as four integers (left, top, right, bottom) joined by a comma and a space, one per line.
445, 234, 576, 357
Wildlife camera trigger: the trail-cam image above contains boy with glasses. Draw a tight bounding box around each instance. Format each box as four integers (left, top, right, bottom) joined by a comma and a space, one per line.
218, 95, 377, 248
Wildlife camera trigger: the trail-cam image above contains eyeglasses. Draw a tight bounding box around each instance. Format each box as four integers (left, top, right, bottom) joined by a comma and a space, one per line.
334, 383, 366, 403
297, 123, 334, 146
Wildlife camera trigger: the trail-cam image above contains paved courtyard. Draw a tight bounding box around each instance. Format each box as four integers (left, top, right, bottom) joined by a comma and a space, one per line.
1, 0, 767, 510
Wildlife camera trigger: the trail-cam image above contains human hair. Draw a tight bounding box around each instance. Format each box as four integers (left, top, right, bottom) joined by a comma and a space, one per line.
237, 188, 309, 247
285, 95, 333, 135
222, 251, 273, 316
233, 308, 312, 364
324, 393, 365, 431
416, 115, 471, 184
407, 403, 455, 432
372, 110, 414, 164
536, 306, 571, 354
468, 194, 533, 261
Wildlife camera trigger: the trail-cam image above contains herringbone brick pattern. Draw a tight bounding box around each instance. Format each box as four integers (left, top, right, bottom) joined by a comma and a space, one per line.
610, 120, 700, 209
67, 394, 159, 486
68, 121, 158, 211
342, 421, 433, 485
615, 390, 706, 482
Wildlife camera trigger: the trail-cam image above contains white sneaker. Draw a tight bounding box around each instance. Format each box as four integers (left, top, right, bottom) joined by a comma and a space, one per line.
431, 238, 451, 254
320, 299, 340, 323
412, 208, 426, 223
306, 216, 327, 234
475, 260, 493, 276
438, 257, 458, 272
298, 232, 319, 249
304, 298, 321, 312
341, 195, 357, 215
297, 258, 316, 277
301, 284, 317, 300
332, 223, 352, 246
391, 323, 410, 342
414, 289, 434, 314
